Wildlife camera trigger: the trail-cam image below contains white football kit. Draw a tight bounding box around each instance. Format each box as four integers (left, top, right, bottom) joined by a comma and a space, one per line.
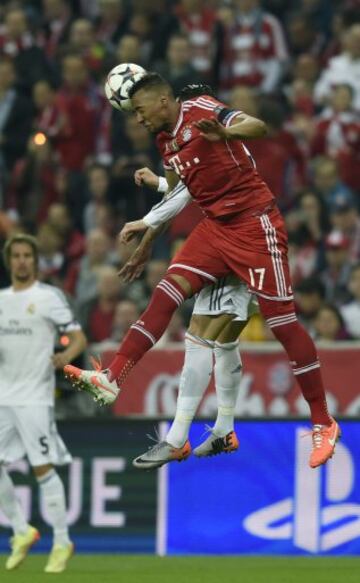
0, 281, 80, 466
143, 179, 258, 321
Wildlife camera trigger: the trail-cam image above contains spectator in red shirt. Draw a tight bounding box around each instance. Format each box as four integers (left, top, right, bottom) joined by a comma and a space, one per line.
39, 0, 73, 59
219, 0, 288, 95
175, 0, 219, 80
78, 265, 126, 342
56, 53, 104, 171
243, 98, 306, 211
310, 84, 360, 192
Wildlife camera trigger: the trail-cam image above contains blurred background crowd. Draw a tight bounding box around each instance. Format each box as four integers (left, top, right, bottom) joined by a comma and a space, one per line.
1, 0, 360, 351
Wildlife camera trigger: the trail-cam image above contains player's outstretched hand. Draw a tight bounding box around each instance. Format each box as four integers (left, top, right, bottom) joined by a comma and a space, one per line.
119, 219, 147, 244
134, 167, 159, 189
118, 244, 152, 282
194, 118, 228, 141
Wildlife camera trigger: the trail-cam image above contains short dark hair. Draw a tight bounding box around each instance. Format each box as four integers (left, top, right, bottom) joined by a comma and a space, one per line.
128, 72, 173, 99
178, 83, 216, 101
3, 233, 39, 271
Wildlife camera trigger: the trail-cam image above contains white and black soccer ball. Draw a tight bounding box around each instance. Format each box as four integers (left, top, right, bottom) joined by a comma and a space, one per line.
105, 63, 146, 112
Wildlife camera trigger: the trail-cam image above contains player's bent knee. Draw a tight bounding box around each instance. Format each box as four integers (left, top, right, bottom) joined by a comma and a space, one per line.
167, 273, 193, 297
167, 266, 207, 295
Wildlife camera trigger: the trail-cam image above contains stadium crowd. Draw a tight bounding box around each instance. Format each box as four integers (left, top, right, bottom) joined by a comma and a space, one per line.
1, 0, 360, 347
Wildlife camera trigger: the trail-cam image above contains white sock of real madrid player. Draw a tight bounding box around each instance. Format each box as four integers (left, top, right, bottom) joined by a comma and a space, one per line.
37, 469, 70, 546
166, 334, 214, 448
0, 465, 30, 535
212, 341, 242, 436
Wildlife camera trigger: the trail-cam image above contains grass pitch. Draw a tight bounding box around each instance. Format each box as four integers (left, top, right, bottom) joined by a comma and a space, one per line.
0, 555, 359, 583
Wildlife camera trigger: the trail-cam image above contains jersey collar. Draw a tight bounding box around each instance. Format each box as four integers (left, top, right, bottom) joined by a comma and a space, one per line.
172, 102, 184, 137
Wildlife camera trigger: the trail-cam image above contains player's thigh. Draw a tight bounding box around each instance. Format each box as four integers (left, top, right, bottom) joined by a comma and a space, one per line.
13, 406, 71, 467
189, 313, 234, 341
0, 407, 22, 464
168, 219, 229, 291
216, 318, 247, 343
218, 207, 293, 301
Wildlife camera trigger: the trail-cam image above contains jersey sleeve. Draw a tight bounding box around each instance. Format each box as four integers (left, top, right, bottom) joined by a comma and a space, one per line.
47, 288, 81, 333
186, 96, 243, 128
143, 181, 192, 229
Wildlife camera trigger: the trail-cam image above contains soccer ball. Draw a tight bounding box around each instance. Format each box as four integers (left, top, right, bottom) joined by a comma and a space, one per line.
105, 63, 146, 112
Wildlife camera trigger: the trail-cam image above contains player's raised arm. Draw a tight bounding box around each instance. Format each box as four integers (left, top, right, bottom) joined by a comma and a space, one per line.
119, 180, 192, 245
195, 112, 267, 141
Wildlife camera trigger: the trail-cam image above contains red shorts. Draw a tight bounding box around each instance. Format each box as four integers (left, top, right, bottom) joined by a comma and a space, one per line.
169, 205, 293, 301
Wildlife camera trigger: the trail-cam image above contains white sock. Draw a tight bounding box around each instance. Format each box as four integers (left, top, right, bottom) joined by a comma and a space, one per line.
37, 469, 70, 547
213, 341, 242, 437
0, 465, 29, 535
166, 333, 214, 447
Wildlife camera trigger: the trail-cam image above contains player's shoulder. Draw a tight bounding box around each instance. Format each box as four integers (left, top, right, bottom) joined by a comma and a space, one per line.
182, 94, 226, 114
35, 282, 69, 304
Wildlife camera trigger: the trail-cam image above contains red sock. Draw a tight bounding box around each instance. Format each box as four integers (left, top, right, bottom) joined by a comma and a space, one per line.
262, 304, 332, 426
108, 277, 186, 384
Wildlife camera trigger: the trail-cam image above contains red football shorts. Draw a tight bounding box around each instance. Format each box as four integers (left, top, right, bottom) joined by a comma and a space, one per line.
169, 205, 293, 301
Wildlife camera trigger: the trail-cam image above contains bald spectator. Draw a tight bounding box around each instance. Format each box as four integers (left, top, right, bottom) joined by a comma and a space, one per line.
64, 228, 113, 302
78, 265, 125, 342
111, 299, 140, 342
314, 24, 360, 110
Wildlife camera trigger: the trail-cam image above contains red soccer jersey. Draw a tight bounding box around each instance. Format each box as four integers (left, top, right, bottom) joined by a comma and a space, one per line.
156, 95, 274, 219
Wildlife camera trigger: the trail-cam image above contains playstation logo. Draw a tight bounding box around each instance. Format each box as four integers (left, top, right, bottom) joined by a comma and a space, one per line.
243, 428, 360, 552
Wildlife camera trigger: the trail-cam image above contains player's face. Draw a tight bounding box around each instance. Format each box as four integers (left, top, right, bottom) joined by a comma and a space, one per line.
9, 243, 36, 283
132, 89, 171, 133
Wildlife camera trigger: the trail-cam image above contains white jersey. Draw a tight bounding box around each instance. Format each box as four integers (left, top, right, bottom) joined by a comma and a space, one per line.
0, 281, 80, 406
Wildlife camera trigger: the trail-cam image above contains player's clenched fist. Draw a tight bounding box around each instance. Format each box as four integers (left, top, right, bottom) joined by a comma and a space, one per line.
134, 167, 159, 188
119, 219, 148, 244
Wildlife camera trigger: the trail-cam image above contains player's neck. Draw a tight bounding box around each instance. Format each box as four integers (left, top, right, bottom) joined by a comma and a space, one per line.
12, 277, 36, 292
168, 101, 182, 133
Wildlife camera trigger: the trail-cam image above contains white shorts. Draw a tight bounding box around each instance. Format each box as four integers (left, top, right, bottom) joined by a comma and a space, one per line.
193, 275, 259, 321
0, 406, 72, 467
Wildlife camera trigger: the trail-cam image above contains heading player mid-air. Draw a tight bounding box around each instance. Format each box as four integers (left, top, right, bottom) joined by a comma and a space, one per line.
65, 73, 340, 469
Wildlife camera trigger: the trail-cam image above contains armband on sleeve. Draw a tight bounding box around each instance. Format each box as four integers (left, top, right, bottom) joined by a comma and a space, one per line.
216, 107, 242, 127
